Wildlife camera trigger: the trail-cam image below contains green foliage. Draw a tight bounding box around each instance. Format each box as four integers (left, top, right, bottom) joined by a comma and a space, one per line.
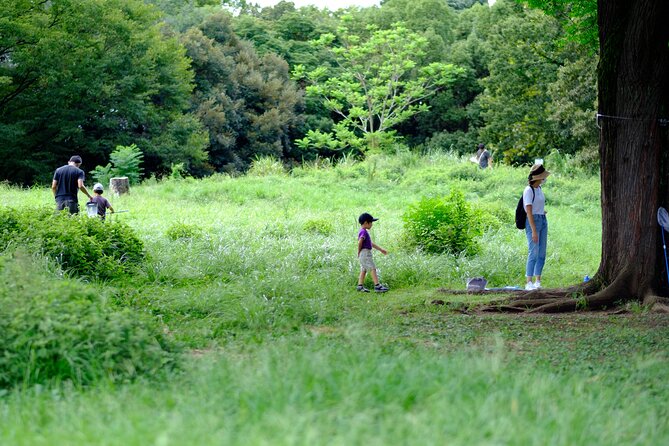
0, 251, 179, 388
546, 55, 598, 168
0, 207, 145, 280
248, 156, 287, 177
109, 144, 144, 184
402, 190, 484, 255
544, 148, 592, 177
424, 130, 480, 156
180, 12, 303, 172
476, 1, 566, 164
523, 0, 598, 52
89, 164, 114, 188
165, 222, 204, 241
298, 23, 465, 154
91, 144, 144, 186
170, 162, 187, 180
448, 0, 486, 9
0, 0, 199, 184
303, 218, 334, 236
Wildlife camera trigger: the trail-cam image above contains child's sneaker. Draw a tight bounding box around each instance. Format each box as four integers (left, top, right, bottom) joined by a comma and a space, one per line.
533, 281, 542, 289
525, 282, 535, 291
356, 285, 370, 292
374, 284, 389, 293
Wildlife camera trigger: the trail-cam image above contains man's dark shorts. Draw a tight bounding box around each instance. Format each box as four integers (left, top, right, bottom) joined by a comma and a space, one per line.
56, 199, 79, 214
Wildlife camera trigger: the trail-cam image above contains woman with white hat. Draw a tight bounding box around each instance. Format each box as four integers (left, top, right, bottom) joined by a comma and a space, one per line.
523, 163, 551, 290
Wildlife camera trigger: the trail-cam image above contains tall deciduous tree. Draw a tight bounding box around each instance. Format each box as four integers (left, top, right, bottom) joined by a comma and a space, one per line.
495, 0, 669, 312
182, 12, 304, 171
297, 24, 465, 153
476, 1, 568, 163
0, 0, 207, 183
590, 0, 669, 309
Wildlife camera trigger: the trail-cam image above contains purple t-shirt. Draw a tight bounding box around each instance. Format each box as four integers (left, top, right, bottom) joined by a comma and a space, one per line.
358, 228, 372, 250
91, 195, 111, 217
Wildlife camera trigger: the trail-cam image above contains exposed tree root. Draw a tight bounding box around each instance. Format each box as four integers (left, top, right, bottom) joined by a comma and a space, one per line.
475, 270, 646, 313
644, 296, 669, 313
440, 269, 669, 313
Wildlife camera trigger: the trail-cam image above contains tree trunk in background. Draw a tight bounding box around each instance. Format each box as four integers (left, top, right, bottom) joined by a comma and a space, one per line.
110, 177, 130, 196
596, 0, 669, 299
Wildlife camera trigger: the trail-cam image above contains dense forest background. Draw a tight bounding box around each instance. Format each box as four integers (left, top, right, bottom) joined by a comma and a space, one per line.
0, 0, 597, 184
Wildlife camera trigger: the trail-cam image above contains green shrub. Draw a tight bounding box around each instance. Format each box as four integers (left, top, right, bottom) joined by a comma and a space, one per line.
303, 218, 334, 236
0, 207, 145, 280
424, 130, 479, 156
402, 190, 484, 255
91, 143, 144, 185
248, 156, 286, 177
0, 251, 179, 388
448, 164, 485, 181
472, 202, 512, 230
165, 222, 204, 241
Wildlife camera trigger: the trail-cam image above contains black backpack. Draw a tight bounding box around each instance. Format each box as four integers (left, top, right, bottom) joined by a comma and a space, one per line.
515, 188, 535, 229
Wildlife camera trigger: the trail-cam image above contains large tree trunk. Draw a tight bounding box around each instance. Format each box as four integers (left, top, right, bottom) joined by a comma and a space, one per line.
596, 0, 669, 301
481, 1, 669, 313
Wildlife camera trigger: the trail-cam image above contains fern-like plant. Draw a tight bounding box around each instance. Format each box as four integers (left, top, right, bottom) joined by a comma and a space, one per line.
91, 144, 144, 185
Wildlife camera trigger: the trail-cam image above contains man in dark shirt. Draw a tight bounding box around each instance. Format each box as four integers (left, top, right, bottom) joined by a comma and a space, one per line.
51, 155, 93, 214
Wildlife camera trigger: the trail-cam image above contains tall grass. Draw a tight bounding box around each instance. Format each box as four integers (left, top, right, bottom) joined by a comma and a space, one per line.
1, 333, 668, 444
0, 155, 602, 344
1, 154, 648, 445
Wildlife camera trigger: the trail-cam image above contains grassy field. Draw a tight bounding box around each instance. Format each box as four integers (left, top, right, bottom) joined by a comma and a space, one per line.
2, 153, 668, 445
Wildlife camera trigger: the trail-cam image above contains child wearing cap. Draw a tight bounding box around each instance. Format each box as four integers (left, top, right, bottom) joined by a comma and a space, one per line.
90, 183, 114, 220
357, 212, 389, 293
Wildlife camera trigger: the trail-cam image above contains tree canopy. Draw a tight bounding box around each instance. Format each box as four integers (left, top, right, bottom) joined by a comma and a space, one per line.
0, 0, 206, 183
296, 23, 465, 153
0, 0, 602, 182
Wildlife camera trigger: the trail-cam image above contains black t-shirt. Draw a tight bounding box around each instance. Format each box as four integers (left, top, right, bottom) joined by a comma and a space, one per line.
53, 164, 85, 201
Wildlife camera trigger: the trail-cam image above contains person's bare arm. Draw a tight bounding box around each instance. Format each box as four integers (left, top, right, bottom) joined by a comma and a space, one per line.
372, 242, 388, 255
78, 179, 92, 199
51, 180, 58, 196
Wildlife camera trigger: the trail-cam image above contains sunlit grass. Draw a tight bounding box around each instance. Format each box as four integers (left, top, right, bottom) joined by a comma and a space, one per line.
4, 154, 663, 445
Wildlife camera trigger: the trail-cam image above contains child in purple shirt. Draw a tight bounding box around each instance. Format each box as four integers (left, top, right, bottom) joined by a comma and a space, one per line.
357, 212, 389, 293
90, 183, 114, 220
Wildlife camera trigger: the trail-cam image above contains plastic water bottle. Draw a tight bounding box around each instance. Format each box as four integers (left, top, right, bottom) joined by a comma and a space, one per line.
583, 275, 590, 282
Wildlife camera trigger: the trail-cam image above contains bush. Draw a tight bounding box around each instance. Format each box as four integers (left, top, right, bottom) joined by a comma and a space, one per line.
165, 222, 204, 241
402, 190, 484, 255
472, 202, 513, 230
424, 130, 479, 157
0, 207, 145, 280
248, 156, 286, 177
448, 164, 485, 182
0, 251, 179, 388
303, 218, 334, 236
91, 143, 144, 185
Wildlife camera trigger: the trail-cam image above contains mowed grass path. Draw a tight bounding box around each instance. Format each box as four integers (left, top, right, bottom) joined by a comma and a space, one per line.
2, 154, 668, 444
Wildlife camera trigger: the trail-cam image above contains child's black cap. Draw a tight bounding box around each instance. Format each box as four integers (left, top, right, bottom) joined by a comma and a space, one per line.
358, 212, 379, 224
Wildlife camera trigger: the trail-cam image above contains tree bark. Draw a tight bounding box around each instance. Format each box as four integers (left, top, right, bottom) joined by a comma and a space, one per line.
596, 0, 669, 301
109, 177, 130, 196
479, 1, 669, 313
